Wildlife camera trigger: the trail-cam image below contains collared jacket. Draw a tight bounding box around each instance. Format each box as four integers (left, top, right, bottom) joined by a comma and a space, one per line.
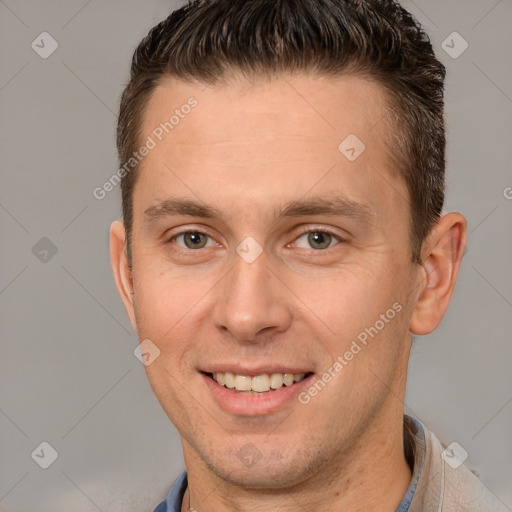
405, 416, 508, 511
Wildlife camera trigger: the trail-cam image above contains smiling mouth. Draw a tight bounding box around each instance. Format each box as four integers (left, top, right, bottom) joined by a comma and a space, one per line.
204, 371, 313, 394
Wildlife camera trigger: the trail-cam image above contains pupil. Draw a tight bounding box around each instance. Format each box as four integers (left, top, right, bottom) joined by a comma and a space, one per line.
186, 232, 206, 248
309, 231, 331, 249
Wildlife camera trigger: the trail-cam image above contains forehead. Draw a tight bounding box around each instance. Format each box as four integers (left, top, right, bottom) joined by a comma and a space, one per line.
141, 73, 392, 150
134, 73, 407, 227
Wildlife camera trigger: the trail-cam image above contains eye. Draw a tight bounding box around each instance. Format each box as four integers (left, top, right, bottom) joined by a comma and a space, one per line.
170, 231, 216, 250
294, 230, 342, 250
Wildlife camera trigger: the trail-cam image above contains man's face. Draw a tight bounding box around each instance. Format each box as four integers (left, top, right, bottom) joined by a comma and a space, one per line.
124, 74, 421, 488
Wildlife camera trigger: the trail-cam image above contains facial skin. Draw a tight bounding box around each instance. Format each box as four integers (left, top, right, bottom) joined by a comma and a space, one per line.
111, 74, 467, 511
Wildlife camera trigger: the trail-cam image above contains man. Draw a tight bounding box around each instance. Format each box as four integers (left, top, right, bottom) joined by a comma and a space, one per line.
109, 1, 505, 510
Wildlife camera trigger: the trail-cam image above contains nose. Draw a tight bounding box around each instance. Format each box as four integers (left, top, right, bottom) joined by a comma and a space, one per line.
211, 249, 293, 342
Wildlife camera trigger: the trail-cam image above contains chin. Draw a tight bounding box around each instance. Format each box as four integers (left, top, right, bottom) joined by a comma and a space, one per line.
201, 443, 330, 491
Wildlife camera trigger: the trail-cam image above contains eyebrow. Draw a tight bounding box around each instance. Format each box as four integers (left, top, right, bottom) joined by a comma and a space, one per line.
143, 195, 376, 225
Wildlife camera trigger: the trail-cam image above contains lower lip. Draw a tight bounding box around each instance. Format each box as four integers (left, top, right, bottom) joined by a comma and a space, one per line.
201, 373, 313, 416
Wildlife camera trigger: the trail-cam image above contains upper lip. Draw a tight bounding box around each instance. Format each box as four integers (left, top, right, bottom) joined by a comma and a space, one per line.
201, 365, 313, 376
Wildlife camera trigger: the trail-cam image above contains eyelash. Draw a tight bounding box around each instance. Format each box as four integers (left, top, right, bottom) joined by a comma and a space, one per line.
166, 227, 345, 254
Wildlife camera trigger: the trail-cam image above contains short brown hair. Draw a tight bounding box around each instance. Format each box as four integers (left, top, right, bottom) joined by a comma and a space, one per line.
117, 0, 446, 264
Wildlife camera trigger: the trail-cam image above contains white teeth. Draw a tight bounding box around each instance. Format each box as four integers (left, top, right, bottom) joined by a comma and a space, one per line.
224, 372, 236, 388
211, 371, 308, 392
283, 373, 294, 386
234, 375, 252, 391
270, 373, 284, 389
252, 374, 271, 392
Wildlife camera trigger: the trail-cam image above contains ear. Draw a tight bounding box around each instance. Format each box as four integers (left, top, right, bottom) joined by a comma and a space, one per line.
409, 212, 467, 335
110, 220, 138, 333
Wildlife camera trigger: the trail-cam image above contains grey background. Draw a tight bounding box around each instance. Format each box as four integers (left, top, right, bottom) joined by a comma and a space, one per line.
0, 0, 511, 510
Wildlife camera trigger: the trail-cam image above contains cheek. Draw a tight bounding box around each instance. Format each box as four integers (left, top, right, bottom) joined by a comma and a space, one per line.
294, 263, 403, 340
132, 267, 208, 350
295, 262, 410, 402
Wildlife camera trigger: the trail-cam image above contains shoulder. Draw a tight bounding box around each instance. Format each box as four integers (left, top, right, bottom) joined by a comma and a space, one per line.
152, 470, 188, 512
409, 420, 508, 512
153, 502, 167, 512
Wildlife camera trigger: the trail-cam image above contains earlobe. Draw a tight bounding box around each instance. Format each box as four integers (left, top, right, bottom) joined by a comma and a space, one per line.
409, 212, 467, 335
109, 220, 138, 333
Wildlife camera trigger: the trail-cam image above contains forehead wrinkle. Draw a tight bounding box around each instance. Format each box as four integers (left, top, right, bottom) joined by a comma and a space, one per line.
142, 194, 376, 227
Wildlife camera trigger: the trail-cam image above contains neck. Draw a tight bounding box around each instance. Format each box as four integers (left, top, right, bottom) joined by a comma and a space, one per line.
181, 411, 413, 512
